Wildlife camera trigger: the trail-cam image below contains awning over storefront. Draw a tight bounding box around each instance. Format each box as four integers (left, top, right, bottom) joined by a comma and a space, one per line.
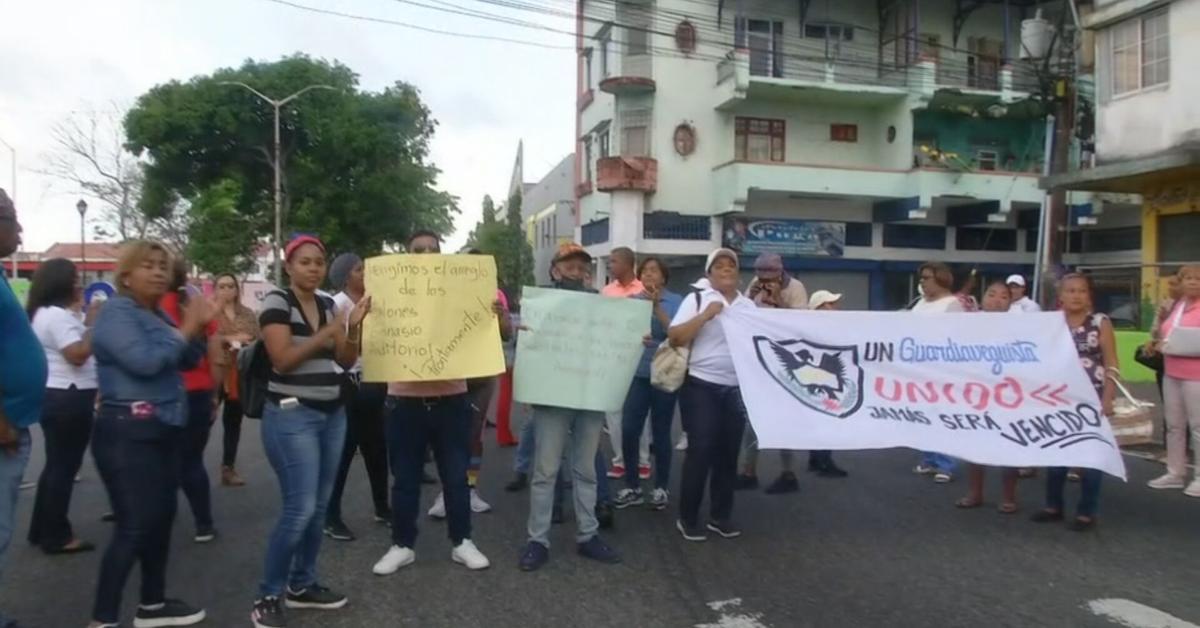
1041, 150, 1200, 194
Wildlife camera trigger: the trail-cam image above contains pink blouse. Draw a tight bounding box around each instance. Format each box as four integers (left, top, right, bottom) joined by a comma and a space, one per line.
1161, 298, 1200, 381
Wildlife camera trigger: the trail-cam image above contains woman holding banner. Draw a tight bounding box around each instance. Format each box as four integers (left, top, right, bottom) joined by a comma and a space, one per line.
1031, 273, 1117, 532
955, 280, 1019, 513
668, 248, 757, 542
911, 262, 964, 484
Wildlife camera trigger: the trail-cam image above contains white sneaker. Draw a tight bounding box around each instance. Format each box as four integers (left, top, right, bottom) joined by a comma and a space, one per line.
1185, 479, 1200, 498
428, 493, 446, 519
675, 435, 688, 451
451, 539, 491, 570
372, 545, 416, 575
470, 489, 492, 513
1147, 474, 1186, 490
649, 487, 669, 511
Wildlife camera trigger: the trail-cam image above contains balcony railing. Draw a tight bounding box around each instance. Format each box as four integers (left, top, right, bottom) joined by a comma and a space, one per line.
581, 218, 610, 246
596, 156, 657, 193
599, 53, 655, 94
643, 213, 711, 241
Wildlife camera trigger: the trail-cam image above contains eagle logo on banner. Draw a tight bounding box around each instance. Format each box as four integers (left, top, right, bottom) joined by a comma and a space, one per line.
753, 336, 865, 419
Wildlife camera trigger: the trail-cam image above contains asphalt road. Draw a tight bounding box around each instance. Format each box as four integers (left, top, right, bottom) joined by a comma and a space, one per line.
3, 413, 1199, 628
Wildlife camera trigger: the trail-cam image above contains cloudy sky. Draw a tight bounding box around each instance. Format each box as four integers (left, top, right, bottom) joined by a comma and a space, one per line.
0, 0, 576, 253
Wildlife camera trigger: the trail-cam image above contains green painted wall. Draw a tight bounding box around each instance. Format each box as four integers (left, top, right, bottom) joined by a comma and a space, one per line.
913, 111, 1046, 173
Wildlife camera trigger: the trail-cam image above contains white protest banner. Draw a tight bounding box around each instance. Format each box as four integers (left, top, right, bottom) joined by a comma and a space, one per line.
513, 287, 651, 413
719, 309, 1126, 479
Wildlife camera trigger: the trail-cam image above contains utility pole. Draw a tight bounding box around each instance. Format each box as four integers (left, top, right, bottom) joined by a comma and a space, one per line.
219, 82, 338, 286
1037, 5, 1078, 308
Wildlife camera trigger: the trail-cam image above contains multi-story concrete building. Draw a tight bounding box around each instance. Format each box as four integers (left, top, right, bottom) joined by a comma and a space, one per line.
1046, 0, 1199, 319
575, 0, 1139, 310
503, 142, 576, 282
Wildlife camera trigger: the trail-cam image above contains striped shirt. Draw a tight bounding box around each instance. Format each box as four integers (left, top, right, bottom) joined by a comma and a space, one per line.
259, 290, 342, 410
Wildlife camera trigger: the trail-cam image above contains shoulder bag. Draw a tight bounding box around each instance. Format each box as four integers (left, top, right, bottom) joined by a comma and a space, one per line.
1106, 373, 1155, 447
650, 291, 703, 393
1162, 301, 1200, 358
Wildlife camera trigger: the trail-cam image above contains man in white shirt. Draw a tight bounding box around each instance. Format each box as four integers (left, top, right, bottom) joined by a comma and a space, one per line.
1007, 274, 1041, 313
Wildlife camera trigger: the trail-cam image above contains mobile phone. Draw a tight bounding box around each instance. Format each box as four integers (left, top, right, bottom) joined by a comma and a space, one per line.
280, 397, 300, 410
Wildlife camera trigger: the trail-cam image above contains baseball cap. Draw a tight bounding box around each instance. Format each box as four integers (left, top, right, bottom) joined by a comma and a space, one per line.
1005, 274, 1026, 287
553, 242, 592, 265
705, 248, 739, 273
809, 290, 842, 309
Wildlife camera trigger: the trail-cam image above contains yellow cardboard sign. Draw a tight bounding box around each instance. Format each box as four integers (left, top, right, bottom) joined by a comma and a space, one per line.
362, 254, 505, 382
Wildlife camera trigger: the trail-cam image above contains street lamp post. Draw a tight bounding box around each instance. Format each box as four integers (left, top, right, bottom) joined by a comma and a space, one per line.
218, 82, 338, 286
76, 199, 88, 284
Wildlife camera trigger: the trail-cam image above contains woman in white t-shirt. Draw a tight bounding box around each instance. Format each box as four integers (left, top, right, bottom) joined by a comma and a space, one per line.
667, 248, 757, 542
910, 262, 963, 483
25, 258, 99, 555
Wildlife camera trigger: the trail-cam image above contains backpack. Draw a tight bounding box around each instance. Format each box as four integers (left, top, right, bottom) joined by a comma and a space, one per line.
238, 289, 296, 419
649, 290, 703, 393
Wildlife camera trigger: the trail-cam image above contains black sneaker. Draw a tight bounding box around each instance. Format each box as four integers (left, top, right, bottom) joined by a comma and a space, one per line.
323, 519, 356, 541
613, 488, 644, 509
577, 535, 621, 564
194, 525, 217, 544
706, 520, 742, 539
133, 599, 206, 628
251, 596, 285, 628
504, 473, 529, 492
595, 502, 615, 529
764, 472, 799, 495
518, 541, 549, 572
285, 584, 348, 610
676, 519, 708, 542
817, 463, 848, 478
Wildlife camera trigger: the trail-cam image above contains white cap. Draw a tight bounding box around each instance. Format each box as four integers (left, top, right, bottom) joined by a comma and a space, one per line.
809, 290, 843, 309
705, 248, 739, 273
1005, 274, 1026, 287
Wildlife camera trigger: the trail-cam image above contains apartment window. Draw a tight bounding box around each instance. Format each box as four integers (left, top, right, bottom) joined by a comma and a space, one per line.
1111, 10, 1169, 95
597, 26, 614, 78
735, 117, 785, 162
804, 23, 854, 41
598, 130, 610, 158
627, 24, 649, 56
746, 19, 784, 78
583, 48, 594, 91
582, 136, 593, 183
830, 124, 858, 143
975, 149, 999, 171
621, 109, 650, 156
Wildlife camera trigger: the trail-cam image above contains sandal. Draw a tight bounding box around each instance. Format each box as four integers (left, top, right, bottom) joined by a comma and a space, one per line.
997, 502, 1018, 514
955, 496, 983, 509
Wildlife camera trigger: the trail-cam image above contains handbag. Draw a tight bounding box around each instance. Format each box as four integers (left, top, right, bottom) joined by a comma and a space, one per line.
1133, 344, 1164, 372
1106, 373, 1155, 447
1162, 301, 1200, 358
650, 291, 703, 393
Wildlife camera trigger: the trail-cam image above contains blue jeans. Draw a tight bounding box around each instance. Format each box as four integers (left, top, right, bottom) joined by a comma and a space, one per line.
0, 429, 31, 625
527, 406, 605, 547
91, 411, 181, 623
258, 402, 346, 598
179, 391, 214, 529
513, 417, 536, 475
919, 451, 958, 474
385, 395, 472, 548
621, 377, 676, 490
1046, 467, 1102, 518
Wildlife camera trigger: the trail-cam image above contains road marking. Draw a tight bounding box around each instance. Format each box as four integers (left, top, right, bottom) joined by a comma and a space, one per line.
1087, 598, 1200, 628
696, 598, 769, 628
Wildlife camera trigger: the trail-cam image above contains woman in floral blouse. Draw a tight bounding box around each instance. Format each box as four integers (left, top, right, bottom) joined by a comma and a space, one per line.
1031, 273, 1117, 532
211, 273, 259, 487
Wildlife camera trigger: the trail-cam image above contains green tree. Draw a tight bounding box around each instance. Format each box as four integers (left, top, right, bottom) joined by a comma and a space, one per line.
186, 179, 260, 275
123, 54, 457, 264
468, 193, 534, 290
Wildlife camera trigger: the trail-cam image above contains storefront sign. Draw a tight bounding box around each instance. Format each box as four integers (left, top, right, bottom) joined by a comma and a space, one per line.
722, 217, 846, 257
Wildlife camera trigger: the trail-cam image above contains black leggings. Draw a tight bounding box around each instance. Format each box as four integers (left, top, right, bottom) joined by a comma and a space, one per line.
221, 395, 244, 468
327, 381, 389, 521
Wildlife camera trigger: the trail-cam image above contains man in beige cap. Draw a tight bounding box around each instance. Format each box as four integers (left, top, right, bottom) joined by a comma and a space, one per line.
805, 290, 849, 478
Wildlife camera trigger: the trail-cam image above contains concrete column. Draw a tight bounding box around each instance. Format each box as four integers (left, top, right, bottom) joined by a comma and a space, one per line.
609, 189, 645, 250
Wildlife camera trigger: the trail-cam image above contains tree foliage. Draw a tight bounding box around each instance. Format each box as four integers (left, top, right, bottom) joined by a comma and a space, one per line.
471, 192, 534, 292
186, 179, 260, 275
123, 54, 457, 268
